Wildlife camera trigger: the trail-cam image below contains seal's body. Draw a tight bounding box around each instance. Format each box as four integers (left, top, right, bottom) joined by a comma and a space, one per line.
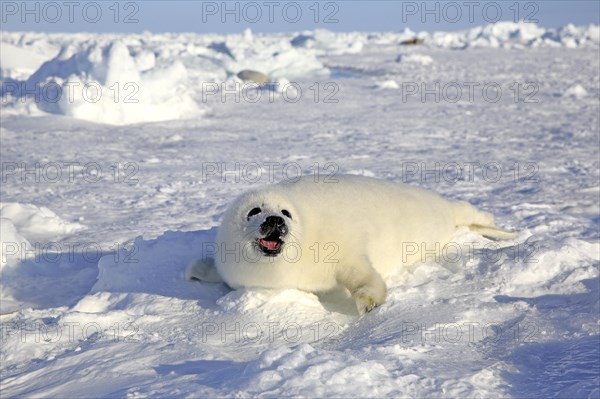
187, 175, 514, 313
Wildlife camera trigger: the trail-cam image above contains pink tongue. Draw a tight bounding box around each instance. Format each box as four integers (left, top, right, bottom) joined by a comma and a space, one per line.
259, 239, 279, 251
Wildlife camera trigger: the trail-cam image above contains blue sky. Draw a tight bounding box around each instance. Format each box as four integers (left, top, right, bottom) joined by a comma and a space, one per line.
1, 1, 599, 33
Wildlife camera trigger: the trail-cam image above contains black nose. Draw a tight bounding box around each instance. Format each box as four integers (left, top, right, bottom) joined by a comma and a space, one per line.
265, 216, 284, 227
260, 216, 287, 236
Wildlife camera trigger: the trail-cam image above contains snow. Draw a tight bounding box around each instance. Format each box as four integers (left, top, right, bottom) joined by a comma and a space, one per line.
291, 29, 365, 55
374, 79, 400, 90
396, 53, 434, 65
17, 40, 203, 125
0, 202, 85, 246
0, 43, 51, 81
428, 21, 600, 49
1, 21, 599, 398
565, 84, 589, 99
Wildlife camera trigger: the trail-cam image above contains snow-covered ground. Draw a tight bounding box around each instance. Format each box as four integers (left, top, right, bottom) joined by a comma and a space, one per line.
1, 22, 599, 397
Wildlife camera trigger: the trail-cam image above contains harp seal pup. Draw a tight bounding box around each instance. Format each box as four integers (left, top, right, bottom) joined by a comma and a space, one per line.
187, 175, 515, 314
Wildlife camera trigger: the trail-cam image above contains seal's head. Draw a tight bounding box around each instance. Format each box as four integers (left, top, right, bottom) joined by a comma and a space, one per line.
219, 189, 300, 261
246, 207, 291, 256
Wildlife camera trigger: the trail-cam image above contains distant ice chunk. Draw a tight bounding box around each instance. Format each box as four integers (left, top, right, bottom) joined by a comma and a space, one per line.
22, 40, 204, 125
0, 202, 85, 245
291, 29, 364, 55
374, 79, 399, 89
428, 22, 599, 49
0, 202, 84, 272
219, 29, 329, 81
564, 84, 588, 98
0, 43, 50, 81
0, 217, 31, 269
396, 53, 433, 65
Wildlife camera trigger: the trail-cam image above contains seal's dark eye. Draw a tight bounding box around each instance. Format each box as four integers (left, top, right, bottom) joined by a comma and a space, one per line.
247, 207, 262, 220
281, 209, 292, 219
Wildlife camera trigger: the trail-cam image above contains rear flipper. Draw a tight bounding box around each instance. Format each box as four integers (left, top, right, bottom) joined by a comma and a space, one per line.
469, 224, 518, 240
453, 201, 517, 240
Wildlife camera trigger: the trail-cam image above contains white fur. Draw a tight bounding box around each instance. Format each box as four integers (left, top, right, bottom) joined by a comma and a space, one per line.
187, 175, 515, 313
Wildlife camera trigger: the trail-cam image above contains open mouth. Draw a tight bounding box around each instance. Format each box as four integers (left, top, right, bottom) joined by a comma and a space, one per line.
257, 233, 284, 256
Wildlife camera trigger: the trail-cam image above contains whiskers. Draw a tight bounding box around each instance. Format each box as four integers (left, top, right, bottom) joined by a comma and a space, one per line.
285, 230, 302, 247
240, 225, 260, 241
240, 225, 262, 251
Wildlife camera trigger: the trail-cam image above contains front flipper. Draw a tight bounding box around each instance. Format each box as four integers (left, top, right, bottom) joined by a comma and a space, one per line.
336, 258, 387, 315
185, 258, 223, 283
